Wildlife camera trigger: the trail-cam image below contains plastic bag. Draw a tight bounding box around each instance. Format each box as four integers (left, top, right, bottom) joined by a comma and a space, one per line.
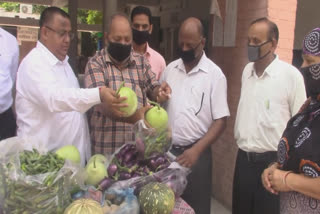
0, 136, 86, 214
134, 120, 172, 159
102, 188, 139, 214
109, 162, 190, 197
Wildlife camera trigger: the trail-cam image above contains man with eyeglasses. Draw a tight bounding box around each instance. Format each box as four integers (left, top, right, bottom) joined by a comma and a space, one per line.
15, 7, 127, 166
232, 17, 306, 214
131, 6, 166, 80
160, 17, 229, 214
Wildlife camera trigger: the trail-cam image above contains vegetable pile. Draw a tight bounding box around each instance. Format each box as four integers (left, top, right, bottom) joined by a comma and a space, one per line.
100, 144, 171, 191
1, 149, 73, 214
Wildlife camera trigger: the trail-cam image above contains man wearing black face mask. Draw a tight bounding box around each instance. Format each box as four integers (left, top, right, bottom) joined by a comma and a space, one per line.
130, 6, 166, 80
233, 17, 306, 214
160, 17, 229, 214
84, 13, 171, 155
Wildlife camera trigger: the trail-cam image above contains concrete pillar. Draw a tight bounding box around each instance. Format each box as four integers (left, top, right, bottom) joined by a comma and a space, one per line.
102, 0, 118, 48
68, 0, 78, 74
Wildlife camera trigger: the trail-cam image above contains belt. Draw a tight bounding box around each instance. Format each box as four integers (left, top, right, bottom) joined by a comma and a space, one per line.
170, 143, 195, 156
240, 149, 277, 163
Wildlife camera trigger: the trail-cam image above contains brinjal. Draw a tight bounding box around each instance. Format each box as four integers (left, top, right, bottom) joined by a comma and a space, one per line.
123, 150, 137, 164
119, 172, 132, 180
97, 177, 114, 191
155, 156, 166, 165
155, 161, 170, 172
107, 163, 118, 177
148, 158, 158, 170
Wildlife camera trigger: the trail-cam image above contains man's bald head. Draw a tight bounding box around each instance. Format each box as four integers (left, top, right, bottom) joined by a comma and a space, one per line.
178, 17, 206, 66
179, 17, 204, 39
107, 13, 131, 35
105, 13, 132, 45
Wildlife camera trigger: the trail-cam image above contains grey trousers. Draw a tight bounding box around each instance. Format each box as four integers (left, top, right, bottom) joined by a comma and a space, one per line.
170, 146, 212, 214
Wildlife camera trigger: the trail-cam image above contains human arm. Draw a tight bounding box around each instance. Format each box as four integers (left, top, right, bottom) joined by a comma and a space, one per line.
176, 117, 227, 168
289, 69, 307, 115
267, 168, 320, 200
143, 61, 171, 103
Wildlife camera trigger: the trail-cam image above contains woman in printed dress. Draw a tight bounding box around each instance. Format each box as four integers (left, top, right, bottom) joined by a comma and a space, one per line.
262, 27, 320, 214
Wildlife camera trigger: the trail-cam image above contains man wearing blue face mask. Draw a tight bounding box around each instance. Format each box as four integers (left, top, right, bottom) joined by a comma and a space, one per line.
160, 17, 230, 214
233, 17, 306, 214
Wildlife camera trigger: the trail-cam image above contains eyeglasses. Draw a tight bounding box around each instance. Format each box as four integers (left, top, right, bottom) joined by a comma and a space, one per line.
45, 26, 75, 40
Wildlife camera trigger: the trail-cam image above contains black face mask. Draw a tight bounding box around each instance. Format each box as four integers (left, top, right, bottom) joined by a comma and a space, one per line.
177, 42, 201, 63
132, 28, 150, 45
300, 63, 320, 98
107, 42, 132, 62
248, 40, 271, 62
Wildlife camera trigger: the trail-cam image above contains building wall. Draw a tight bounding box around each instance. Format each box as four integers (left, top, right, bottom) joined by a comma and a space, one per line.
294, 0, 320, 50
209, 0, 297, 210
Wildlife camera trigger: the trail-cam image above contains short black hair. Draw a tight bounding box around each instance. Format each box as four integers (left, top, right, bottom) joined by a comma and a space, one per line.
130, 6, 152, 25
39, 6, 70, 28
250, 17, 279, 42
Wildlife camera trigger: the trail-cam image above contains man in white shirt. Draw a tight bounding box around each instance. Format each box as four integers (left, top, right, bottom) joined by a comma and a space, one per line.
0, 27, 19, 141
15, 7, 127, 166
161, 17, 229, 214
131, 6, 166, 80
233, 17, 306, 214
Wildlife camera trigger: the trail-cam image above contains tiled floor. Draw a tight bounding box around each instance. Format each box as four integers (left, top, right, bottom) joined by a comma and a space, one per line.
211, 198, 231, 214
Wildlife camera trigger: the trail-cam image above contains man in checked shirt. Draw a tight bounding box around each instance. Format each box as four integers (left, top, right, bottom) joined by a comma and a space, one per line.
84, 13, 171, 155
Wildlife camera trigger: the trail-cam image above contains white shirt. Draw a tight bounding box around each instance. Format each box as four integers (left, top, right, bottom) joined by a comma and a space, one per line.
0, 27, 19, 113
234, 56, 306, 153
16, 41, 101, 165
160, 52, 230, 146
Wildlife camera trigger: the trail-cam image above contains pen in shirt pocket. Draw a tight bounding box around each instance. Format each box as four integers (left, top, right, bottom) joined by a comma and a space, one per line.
265, 99, 270, 110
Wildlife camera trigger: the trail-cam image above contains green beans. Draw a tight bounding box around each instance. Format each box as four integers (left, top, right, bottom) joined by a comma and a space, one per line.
19, 149, 65, 176
1, 149, 72, 214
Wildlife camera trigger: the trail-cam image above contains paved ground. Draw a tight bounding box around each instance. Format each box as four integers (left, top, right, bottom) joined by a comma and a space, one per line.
211, 198, 231, 214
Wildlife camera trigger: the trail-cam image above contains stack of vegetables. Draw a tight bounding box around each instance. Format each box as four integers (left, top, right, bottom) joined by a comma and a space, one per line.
0, 144, 85, 214
94, 143, 171, 192
0, 149, 75, 214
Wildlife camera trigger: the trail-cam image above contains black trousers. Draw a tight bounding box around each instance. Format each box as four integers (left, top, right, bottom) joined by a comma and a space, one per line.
171, 145, 212, 214
0, 107, 16, 141
232, 149, 280, 214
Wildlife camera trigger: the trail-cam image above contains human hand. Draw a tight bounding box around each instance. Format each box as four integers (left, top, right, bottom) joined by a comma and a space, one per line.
176, 147, 201, 168
133, 105, 153, 124
157, 81, 172, 103
261, 163, 278, 194
99, 86, 128, 118
268, 169, 292, 193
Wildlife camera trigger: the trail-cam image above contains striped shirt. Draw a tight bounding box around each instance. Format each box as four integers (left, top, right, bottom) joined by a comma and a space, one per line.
84, 48, 159, 155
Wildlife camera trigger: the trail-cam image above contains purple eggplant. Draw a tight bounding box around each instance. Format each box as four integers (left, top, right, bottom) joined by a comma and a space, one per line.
119, 144, 132, 156
155, 156, 166, 166
148, 158, 158, 171
136, 138, 145, 154
155, 161, 170, 172
107, 163, 118, 177
97, 177, 114, 191
123, 150, 137, 164
119, 172, 132, 180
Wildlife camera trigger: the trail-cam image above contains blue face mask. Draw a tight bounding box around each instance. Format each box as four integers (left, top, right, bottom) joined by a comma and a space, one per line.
248, 40, 271, 62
